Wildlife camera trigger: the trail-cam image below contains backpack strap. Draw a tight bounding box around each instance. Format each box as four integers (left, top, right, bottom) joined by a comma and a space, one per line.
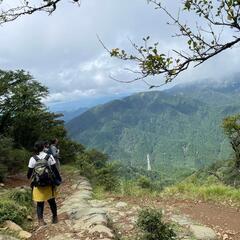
33, 155, 41, 161
33, 154, 50, 162
44, 154, 51, 161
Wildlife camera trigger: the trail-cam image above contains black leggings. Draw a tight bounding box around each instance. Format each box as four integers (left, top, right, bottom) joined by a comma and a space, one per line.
37, 198, 57, 219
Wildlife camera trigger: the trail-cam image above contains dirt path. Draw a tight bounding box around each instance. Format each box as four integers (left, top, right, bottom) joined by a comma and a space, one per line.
4, 175, 240, 240
112, 195, 240, 240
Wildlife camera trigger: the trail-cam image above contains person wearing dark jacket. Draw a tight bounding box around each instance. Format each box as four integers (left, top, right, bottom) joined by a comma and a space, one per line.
27, 141, 62, 226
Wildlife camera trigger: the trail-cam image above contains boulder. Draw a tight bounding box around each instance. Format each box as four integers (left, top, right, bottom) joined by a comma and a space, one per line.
189, 225, 217, 240
4, 220, 23, 232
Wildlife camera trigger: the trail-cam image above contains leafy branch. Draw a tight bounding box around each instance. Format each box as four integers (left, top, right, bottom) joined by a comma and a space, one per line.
108, 0, 240, 87
0, 0, 80, 25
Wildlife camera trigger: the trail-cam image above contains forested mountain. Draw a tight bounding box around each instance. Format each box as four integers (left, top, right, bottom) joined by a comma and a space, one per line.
66, 78, 240, 171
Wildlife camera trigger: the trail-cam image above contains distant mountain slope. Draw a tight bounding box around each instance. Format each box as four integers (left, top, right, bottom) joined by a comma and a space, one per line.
66, 80, 240, 170
59, 107, 88, 123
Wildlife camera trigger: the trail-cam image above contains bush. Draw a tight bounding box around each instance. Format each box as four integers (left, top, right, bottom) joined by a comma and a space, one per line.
0, 199, 28, 225
96, 162, 120, 191
8, 188, 32, 207
137, 176, 152, 189
137, 208, 176, 240
75, 149, 120, 192
0, 163, 8, 182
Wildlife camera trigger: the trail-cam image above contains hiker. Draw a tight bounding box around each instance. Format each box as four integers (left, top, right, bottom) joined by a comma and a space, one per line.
49, 138, 60, 171
27, 141, 62, 226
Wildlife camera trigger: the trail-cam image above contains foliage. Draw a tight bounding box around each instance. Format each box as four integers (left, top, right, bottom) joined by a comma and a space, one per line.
0, 69, 63, 150
59, 139, 85, 164
8, 188, 32, 207
96, 162, 120, 191
0, 199, 28, 225
0, 69, 90, 179
137, 176, 152, 189
0, 163, 7, 182
136, 208, 176, 240
67, 85, 239, 174
107, 0, 240, 84
75, 149, 120, 191
222, 114, 240, 168
163, 181, 240, 205
0, 137, 15, 181
0, 0, 81, 25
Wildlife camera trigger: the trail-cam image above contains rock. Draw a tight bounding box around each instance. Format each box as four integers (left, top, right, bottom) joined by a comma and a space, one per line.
89, 225, 114, 238
0, 183, 4, 187
189, 225, 217, 240
223, 234, 229, 240
27, 215, 33, 221
171, 215, 193, 226
18, 231, 32, 239
4, 220, 23, 232
115, 202, 128, 208
0, 234, 19, 240
49, 233, 73, 240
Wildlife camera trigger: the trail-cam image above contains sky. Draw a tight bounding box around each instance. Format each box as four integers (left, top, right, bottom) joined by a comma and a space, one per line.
0, 0, 239, 109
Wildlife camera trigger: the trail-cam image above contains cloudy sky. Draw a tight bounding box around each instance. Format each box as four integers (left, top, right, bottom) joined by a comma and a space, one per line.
0, 0, 239, 109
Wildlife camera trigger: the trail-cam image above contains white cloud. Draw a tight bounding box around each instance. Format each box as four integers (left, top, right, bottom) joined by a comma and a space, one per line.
0, 0, 239, 106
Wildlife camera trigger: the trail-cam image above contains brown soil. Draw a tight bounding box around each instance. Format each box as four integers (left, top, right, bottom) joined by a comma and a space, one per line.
111, 195, 240, 240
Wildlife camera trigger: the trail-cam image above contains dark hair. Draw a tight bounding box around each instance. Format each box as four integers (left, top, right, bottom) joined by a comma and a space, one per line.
34, 141, 45, 154
50, 138, 58, 145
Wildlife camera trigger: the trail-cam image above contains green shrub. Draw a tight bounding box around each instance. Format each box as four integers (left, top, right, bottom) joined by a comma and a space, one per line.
96, 162, 120, 191
0, 163, 8, 182
137, 208, 176, 240
8, 188, 32, 207
0, 199, 28, 225
137, 176, 152, 189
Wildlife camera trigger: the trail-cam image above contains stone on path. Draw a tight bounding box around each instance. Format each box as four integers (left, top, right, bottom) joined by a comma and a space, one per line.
89, 225, 114, 238
189, 225, 217, 240
18, 230, 32, 239
49, 233, 73, 240
0, 234, 19, 240
4, 220, 23, 232
115, 202, 128, 208
58, 177, 115, 239
171, 215, 194, 226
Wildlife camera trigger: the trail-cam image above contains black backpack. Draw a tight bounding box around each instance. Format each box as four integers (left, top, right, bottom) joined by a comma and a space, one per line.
32, 154, 54, 187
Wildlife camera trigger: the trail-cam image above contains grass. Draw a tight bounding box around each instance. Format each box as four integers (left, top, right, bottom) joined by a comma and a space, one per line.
0, 188, 33, 227
162, 181, 240, 205
61, 164, 79, 174
92, 185, 106, 200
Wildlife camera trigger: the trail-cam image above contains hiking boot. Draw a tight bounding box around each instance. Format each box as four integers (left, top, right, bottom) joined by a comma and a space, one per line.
38, 219, 47, 227
52, 216, 58, 224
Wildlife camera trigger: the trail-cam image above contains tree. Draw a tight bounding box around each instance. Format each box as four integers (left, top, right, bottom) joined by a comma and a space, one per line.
0, 0, 80, 25
105, 0, 240, 86
0, 69, 66, 150
223, 114, 240, 169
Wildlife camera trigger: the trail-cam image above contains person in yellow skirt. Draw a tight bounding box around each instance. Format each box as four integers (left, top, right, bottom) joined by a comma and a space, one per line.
27, 141, 62, 226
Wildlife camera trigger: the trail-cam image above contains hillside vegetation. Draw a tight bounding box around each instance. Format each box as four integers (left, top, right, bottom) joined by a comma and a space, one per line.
66, 77, 240, 172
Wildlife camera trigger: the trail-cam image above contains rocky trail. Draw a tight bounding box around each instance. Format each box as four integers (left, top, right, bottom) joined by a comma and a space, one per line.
1, 173, 240, 240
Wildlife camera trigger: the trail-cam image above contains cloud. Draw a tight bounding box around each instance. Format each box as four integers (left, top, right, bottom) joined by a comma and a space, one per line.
0, 0, 239, 106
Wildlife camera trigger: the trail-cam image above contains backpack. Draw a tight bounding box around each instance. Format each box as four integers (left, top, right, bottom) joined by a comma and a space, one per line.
31, 154, 54, 187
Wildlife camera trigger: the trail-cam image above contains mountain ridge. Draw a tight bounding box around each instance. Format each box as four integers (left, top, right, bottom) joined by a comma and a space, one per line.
66, 77, 240, 171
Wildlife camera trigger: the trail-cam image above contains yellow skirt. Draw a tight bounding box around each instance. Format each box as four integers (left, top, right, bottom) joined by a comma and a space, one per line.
32, 186, 57, 202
